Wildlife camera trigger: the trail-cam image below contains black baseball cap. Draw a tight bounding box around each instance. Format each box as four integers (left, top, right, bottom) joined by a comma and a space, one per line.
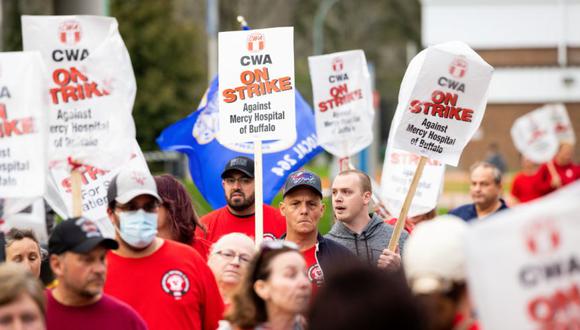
221, 156, 254, 178
283, 170, 323, 198
49, 217, 119, 255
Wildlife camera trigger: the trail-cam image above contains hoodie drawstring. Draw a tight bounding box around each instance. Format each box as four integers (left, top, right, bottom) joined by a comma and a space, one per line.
363, 233, 371, 264
353, 233, 360, 257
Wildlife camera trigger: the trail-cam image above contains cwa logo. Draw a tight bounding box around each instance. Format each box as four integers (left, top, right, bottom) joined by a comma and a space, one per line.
58, 20, 82, 45
247, 32, 265, 52
524, 220, 561, 255
449, 57, 468, 79
331, 57, 343, 72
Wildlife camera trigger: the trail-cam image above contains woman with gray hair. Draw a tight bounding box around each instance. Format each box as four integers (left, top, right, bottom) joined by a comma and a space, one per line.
5, 228, 45, 278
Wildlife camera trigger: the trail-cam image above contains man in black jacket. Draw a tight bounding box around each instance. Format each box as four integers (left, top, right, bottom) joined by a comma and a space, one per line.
280, 170, 353, 292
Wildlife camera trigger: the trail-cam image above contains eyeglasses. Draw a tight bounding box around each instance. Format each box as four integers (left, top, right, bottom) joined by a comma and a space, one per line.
215, 249, 253, 264
223, 177, 253, 186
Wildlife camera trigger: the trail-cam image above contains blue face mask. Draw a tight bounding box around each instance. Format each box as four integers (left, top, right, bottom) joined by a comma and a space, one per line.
117, 209, 158, 249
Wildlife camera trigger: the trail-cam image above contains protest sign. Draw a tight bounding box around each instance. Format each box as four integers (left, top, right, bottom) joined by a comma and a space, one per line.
391, 41, 493, 167
218, 27, 295, 144
387, 41, 493, 251
218, 27, 296, 245
0, 52, 47, 199
511, 103, 575, 164
381, 147, 445, 218
157, 77, 322, 210
44, 139, 148, 234
466, 181, 580, 329
21, 15, 137, 170
308, 50, 374, 157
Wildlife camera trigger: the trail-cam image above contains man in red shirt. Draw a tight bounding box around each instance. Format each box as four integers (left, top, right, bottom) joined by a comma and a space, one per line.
510, 155, 541, 204
280, 170, 353, 293
200, 156, 286, 244
104, 168, 223, 330
47, 217, 147, 330
535, 142, 580, 197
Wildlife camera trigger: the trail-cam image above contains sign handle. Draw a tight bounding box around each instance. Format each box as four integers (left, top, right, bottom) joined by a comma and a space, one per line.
387, 155, 428, 251
339, 157, 350, 172
254, 140, 264, 247
547, 160, 562, 188
68, 158, 83, 218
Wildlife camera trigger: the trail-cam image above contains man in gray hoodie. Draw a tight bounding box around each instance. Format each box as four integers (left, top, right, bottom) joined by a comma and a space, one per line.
325, 169, 408, 270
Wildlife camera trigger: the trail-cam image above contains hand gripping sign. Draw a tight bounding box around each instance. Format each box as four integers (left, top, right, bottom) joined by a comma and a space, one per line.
219, 27, 296, 246
308, 50, 374, 158
465, 181, 580, 330
0, 52, 48, 199
511, 103, 575, 164
387, 41, 493, 251
21, 16, 137, 170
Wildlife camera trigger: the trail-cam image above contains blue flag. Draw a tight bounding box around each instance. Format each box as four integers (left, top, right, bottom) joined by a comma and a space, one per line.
157, 77, 323, 209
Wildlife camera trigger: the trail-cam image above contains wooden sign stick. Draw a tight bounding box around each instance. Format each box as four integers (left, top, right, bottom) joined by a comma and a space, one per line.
387, 156, 428, 251
254, 140, 264, 247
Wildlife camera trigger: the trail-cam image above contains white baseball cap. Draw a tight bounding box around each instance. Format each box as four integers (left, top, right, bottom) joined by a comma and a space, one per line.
402, 215, 467, 294
107, 168, 161, 205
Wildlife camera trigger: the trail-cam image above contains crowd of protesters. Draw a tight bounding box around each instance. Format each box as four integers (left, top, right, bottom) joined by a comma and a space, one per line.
0, 140, 578, 330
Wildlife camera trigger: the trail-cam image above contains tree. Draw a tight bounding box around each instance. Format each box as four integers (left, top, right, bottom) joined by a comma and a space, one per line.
111, 0, 206, 151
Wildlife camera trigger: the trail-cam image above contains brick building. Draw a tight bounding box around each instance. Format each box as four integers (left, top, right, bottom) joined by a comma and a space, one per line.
421, 0, 580, 170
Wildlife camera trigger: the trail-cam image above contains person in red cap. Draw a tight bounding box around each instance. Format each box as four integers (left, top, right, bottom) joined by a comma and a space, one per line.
46, 217, 147, 330
200, 156, 286, 246
103, 168, 223, 330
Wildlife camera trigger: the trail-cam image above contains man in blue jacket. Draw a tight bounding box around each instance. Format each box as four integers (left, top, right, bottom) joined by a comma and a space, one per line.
449, 162, 509, 221
280, 170, 353, 292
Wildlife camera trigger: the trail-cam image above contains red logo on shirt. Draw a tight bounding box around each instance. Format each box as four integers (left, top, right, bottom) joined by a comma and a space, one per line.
308, 264, 324, 287
161, 270, 190, 300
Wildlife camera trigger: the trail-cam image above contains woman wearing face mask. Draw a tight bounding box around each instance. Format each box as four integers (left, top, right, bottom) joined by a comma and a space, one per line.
222, 241, 311, 330
5, 228, 45, 278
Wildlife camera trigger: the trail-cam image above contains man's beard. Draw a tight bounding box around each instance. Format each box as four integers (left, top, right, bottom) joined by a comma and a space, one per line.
227, 191, 255, 212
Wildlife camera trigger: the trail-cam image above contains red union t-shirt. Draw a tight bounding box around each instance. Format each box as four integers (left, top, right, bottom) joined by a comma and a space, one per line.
200, 205, 286, 245
302, 245, 324, 295
104, 239, 224, 330
46, 290, 147, 330
511, 172, 541, 203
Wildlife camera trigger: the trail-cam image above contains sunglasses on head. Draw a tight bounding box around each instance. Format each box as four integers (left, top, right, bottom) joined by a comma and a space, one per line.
251, 240, 300, 281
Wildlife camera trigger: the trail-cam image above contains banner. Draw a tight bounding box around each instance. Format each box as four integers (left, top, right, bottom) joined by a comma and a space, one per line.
218, 27, 295, 144
381, 147, 445, 217
0, 52, 47, 198
511, 103, 575, 163
308, 50, 374, 157
157, 77, 323, 209
44, 139, 149, 225
391, 41, 493, 166
466, 181, 580, 329
22, 15, 136, 169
